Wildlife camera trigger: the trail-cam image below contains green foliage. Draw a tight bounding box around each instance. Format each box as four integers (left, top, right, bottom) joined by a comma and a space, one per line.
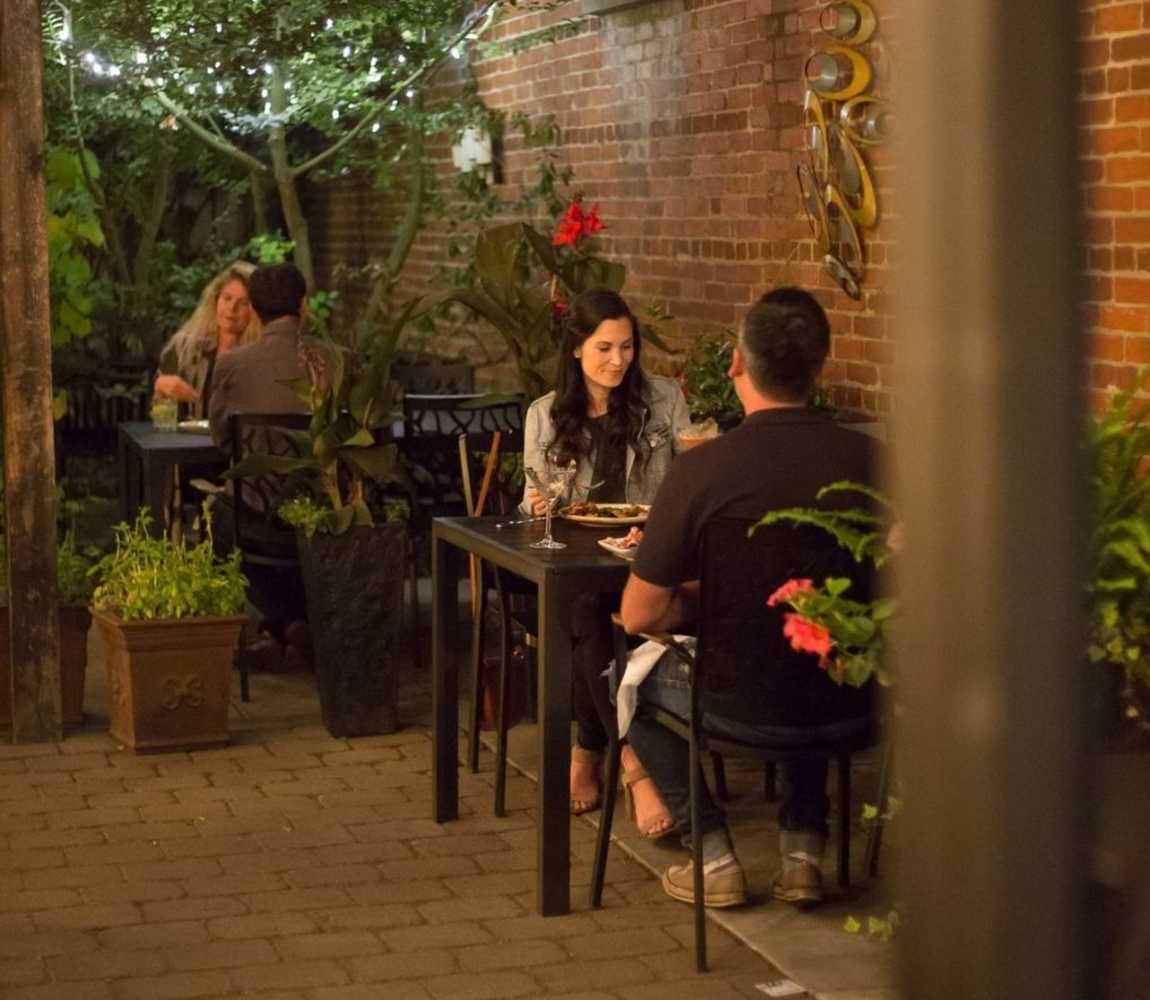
757, 481, 897, 569
279, 494, 409, 539
441, 195, 670, 398
225, 305, 416, 534
755, 482, 897, 688
680, 329, 741, 428
56, 533, 101, 606
91, 510, 247, 620
1089, 383, 1150, 702
45, 146, 105, 347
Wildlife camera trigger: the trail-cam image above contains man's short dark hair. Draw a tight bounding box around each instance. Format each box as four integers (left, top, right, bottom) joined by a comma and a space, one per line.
738, 286, 831, 403
248, 263, 307, 324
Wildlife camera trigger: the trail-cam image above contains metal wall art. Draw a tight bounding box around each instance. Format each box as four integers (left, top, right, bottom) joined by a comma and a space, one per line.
799, 0, 890, 300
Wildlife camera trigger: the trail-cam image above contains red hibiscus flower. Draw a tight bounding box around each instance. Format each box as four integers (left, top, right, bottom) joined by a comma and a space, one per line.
782, 613, 834, 667
552, 196, 607, 246
766, 578, 816, 608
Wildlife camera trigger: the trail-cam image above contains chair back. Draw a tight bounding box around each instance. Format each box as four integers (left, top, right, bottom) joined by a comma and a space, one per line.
402, 395, 525, 518
458, 429, 525, 518
694, 516, 876, 731
227, 411, 312, 564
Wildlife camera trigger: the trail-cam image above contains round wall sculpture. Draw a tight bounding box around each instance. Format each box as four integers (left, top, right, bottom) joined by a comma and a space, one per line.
800, 0, 892, 300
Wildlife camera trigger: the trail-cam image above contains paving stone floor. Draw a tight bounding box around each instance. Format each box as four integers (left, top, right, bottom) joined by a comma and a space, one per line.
0, 643, 800, 1000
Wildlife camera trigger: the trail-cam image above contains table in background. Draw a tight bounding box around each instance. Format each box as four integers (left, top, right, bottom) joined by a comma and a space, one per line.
432, 515, 631, 916
117, 422, 226, 533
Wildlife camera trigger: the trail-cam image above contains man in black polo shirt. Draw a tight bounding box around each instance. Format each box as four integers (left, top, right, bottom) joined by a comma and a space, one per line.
619, 287, 880, 909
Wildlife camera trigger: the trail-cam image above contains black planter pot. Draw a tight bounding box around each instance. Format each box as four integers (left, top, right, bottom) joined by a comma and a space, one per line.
297, 521, 407, 737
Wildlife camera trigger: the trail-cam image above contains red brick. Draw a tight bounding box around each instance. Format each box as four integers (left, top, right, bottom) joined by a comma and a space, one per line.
1096, 3, 1144, 33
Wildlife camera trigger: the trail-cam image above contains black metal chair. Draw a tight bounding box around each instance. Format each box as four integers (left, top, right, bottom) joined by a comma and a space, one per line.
217, 412, 312, 702
456, 428, 538, 817
589, 517, 882, 972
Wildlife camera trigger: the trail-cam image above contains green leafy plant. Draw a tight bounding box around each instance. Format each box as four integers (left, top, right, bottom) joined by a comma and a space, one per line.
442, 193, 670, 399
91, 510, 246, 620
680, 329, 742, 429
224, 306, 414, 535
46, 146, 105, 347
1089, 383, 1150, 712
55, 533, 101, 606
279, 494, 409, 540
755, 482, 897, 688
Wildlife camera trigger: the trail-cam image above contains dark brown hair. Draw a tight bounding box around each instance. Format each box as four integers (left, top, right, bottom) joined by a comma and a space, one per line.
548, 288, 649, 474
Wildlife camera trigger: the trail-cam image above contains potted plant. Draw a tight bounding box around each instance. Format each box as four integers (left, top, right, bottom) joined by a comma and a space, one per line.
677, 328, 743, 446
228, 312, 413, 738
1, 532, 100, 730
90, 510, 247, 752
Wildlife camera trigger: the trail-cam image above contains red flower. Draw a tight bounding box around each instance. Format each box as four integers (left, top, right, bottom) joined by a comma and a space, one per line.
551, 298, 568, 322
767, 578, 816, 608
782, 613, 834, 667
552, 197, 607, 246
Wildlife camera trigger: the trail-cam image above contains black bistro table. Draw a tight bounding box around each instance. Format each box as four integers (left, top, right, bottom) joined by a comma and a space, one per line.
117, 421, 226, 531
432, 515, 631, 916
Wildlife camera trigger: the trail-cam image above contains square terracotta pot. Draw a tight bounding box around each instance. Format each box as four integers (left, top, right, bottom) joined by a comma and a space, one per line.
92, 608, 246, 753
0, 605, 91, 729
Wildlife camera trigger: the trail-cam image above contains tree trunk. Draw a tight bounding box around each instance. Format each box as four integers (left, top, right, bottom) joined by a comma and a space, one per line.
250, 170, 270, 234
0, 0, 63, 743
267, 61, 314, 289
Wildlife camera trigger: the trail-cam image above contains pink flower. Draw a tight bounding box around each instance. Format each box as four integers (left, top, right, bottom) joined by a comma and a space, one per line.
782, 613, 834, 667
767, 578, 816, 607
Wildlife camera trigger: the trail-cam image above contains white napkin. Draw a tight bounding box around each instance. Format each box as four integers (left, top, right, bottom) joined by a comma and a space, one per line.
610, 636, 696, 738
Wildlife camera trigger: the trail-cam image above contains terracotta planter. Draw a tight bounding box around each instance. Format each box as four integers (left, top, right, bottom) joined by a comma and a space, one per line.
92, 608, 246, 753
0, 604, 91, 729
297, 521, 407, 737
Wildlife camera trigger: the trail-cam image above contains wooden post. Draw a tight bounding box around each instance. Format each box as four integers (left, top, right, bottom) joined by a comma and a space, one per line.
0, 0, 63, 742
893, 1, 1086, 996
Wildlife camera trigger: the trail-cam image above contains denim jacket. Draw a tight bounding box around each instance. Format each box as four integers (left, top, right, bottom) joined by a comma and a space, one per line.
520, 374, 689, 514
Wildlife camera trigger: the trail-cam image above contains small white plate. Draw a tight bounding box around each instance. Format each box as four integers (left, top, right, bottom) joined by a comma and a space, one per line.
597, 537, 638, 561
177, 419, 211, 435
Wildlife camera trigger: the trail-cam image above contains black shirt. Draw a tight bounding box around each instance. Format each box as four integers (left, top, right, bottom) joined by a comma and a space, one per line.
587, 415, 627, 503
633, 407, 880, 586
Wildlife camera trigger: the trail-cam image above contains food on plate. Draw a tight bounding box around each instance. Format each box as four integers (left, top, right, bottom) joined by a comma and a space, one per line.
564, 502, 646, 519
603, 528, 644, 550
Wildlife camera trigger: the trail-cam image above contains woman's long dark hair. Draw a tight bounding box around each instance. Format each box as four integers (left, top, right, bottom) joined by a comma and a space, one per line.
548, 288, 650, 475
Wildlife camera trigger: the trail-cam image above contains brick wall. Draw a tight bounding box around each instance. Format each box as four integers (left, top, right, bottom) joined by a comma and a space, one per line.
310, 0, 1147, 413
1081, 0, 1150, 407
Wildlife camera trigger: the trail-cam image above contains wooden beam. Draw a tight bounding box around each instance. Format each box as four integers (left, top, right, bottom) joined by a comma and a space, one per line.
0, 0, 63, 742
893, 1, 1086, 997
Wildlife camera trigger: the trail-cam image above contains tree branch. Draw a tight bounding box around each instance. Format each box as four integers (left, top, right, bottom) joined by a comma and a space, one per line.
383, 130, 426, 282
290, 0, 507, 180
153, 90, 269, 176
132, 141, 172, 286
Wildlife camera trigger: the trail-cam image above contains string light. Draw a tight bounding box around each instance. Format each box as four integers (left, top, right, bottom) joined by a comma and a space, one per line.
332, 108, 340, 120
371, 121, 380, 133
135, 50, 147, 64
342, 46, 351, 57
216, 82, 224, 94
397, 54, 406, 64
324, 17, 333, 28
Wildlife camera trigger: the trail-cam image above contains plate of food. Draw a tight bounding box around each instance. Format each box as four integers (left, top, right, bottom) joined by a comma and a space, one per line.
559, 502, 650, 526
597, 530, 643, 561
177, 419, 211, 435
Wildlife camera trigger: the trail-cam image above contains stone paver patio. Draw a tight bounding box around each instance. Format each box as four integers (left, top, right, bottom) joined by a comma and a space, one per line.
1, 636, 808, 1000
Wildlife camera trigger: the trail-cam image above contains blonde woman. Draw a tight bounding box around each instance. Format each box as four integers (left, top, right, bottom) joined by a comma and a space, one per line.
154, 261, 261, 418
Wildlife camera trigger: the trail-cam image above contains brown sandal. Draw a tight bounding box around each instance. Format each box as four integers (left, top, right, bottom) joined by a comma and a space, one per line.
570, 746, 603, 815
622, 762, 674, 839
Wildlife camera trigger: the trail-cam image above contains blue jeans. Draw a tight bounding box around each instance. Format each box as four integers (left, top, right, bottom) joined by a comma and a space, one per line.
621, 652, 834, 840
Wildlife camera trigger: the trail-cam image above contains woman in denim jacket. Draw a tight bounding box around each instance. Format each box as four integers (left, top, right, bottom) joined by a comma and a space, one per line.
521, 288, 688, 837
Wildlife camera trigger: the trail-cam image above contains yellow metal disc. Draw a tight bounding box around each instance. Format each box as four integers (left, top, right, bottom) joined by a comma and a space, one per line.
805, 44, 873, 102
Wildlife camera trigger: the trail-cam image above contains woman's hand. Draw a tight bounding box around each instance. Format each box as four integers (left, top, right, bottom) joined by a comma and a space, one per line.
525, 487, 550, 516
153, 374, 199, 403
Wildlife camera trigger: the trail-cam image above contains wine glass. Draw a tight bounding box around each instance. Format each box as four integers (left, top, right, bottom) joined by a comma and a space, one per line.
525, 460, 577, 550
